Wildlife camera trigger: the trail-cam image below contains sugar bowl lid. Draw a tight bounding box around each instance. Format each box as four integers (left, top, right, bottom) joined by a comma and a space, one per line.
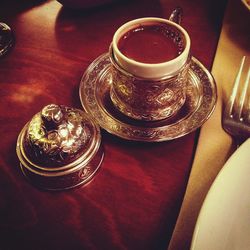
16, 104, 104, 190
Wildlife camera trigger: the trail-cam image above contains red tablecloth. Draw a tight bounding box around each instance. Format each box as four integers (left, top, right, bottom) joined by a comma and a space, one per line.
0, 0, 227, 249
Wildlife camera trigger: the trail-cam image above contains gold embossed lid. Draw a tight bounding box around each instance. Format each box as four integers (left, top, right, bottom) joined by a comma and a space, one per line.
16, 104, 104, 190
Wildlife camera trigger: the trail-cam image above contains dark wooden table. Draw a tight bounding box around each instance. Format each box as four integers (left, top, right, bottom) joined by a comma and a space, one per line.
0, 0, 227, 249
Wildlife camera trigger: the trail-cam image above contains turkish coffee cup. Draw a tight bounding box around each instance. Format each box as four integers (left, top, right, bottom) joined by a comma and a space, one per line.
109, 17, 191, 121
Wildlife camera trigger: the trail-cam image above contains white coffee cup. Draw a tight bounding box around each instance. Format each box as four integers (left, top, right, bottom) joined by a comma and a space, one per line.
112, 17, 191, 79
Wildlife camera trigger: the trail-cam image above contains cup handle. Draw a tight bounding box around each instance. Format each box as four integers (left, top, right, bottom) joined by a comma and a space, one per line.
169, 7, 183, 24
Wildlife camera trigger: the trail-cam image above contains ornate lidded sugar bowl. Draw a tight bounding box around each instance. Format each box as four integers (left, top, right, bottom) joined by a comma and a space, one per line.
16, 104, 104, 190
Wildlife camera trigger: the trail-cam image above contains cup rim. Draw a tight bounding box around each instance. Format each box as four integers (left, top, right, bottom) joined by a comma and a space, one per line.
112, 17, 191, 78
109, 45, 190, 81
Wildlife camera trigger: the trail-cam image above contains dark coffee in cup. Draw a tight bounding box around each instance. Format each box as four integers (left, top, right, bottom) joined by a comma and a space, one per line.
118, 24, 185, 64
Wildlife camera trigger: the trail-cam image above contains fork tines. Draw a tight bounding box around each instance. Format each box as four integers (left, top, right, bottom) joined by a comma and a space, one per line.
223, 56, 250, 138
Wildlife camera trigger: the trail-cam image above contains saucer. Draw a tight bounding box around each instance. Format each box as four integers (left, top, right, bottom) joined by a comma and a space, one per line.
79, 53, 217, 142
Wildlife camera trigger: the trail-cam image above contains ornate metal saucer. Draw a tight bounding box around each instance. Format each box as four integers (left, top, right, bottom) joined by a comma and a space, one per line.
79, 53, 217, 142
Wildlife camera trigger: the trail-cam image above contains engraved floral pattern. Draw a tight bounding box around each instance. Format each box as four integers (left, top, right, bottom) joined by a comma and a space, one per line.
110, 59, 188, 121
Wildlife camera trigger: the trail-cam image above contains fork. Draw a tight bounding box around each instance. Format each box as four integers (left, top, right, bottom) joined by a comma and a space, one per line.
222, 56, 250, 140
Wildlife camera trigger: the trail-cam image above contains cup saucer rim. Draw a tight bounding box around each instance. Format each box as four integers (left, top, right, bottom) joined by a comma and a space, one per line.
79, 53, 217, 142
